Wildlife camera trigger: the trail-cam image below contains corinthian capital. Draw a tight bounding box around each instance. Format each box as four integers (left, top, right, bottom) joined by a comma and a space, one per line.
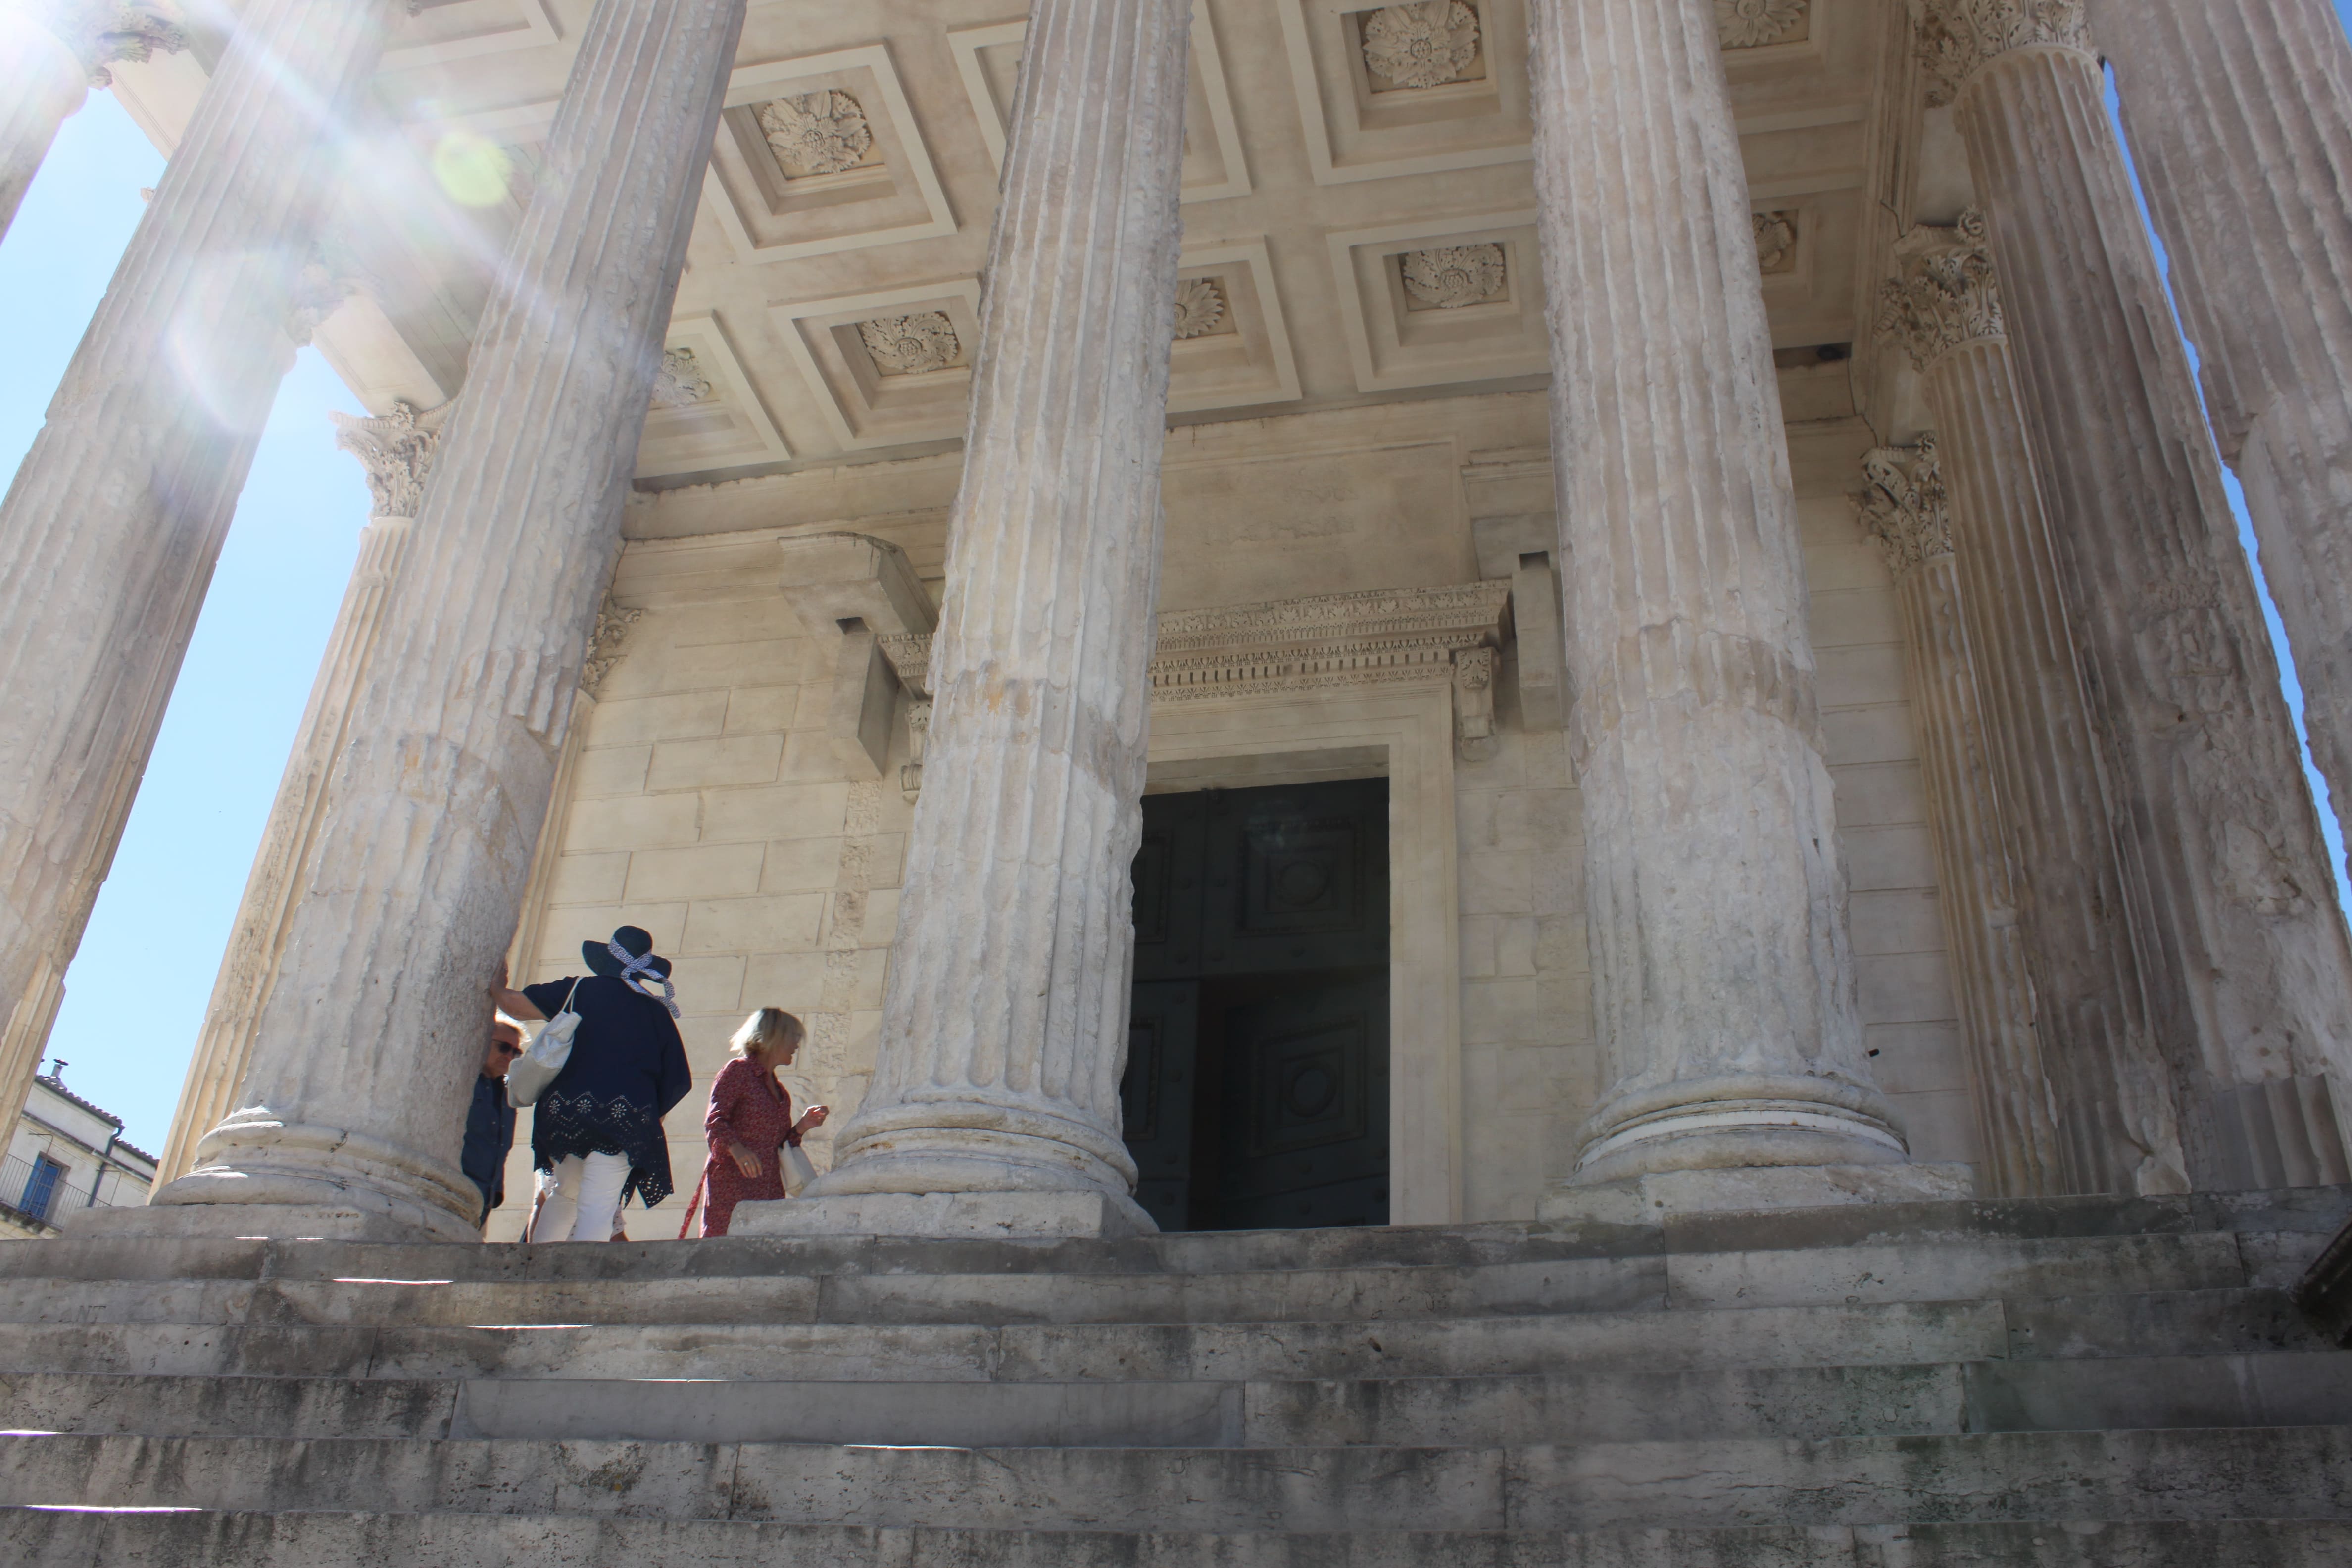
1875, 209, 2007, 371
33, 1, 187, 87
1906, 0, 2093, 107
330, 399, 454, 520
1856, 436, 1955, 577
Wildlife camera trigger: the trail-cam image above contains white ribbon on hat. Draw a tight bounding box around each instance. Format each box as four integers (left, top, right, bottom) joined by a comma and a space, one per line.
609, 939, 681, 1018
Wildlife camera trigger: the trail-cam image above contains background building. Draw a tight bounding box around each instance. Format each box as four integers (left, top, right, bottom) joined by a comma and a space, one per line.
0, 1062, 155, 1239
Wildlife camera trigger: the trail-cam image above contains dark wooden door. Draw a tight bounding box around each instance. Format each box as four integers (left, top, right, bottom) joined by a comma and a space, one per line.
1209, 973, 1390, 1229
1121, 779, 1389, 1230
1123, 980, 1197, 1231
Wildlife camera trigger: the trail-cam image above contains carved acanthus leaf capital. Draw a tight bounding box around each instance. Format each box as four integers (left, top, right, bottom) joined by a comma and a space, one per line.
330, 398, 453, 520
1875, 209, 2005, 370
581, 596, 644, 698
1856, 436, 1955, 576
34, 1, 187, 87
1906, 0, 2093, 107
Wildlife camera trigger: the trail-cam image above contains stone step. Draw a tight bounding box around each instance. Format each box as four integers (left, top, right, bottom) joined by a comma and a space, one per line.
9, 1350, 2348, 1449
0, 1299, 2009, 1383
6, 1511, 2351, 1568
2005, 1287, 2333, 1358
0, 1229, 2252, 1331
0, 1426, 2346, 1529
20, 1192, 2303, 1288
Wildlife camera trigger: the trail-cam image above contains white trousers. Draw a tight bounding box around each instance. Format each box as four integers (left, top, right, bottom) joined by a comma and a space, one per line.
531, 1152, 630, 1243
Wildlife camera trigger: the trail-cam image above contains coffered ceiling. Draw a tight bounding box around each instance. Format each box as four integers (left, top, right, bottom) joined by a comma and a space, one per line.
110, 0, 1888, 488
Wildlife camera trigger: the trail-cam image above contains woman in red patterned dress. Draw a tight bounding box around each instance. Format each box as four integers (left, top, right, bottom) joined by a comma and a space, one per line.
689, 1008, 828, 1237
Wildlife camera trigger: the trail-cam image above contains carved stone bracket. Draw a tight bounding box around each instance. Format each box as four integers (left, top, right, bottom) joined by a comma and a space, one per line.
329, 398, 454, 521
1907, 0, 2094, 108
779, 533, 938, 781
881, 580, 1514, 792
1876, 209, 2006, 372
1855, 436, 1956, 579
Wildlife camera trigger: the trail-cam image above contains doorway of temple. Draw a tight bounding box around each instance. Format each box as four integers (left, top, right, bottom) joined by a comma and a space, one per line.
1121, 777, 1391, 1231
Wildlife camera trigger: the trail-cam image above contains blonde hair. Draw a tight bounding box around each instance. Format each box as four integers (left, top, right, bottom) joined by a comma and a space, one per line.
729, 1007, 805, 1060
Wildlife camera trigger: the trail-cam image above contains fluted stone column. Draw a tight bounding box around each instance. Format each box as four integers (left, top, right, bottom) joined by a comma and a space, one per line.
153, 401, 450, 1188
1878, 214, 2180, 1195
0, 2, 183, 243
1856, 440, 2060, 1198
106, 0, 749, 1242
2092, 0, 2352, 910
0, 0, 395, 1150
1912, 0, 2352, 1190
758, 0, 1191, 1242
1526, 0, 1944, 1211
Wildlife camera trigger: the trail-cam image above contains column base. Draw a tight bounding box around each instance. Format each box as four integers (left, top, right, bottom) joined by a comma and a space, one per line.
729, 1189, 1157, 1241
63, 1200, 467, 1245
1538, 1161, 1977, 1227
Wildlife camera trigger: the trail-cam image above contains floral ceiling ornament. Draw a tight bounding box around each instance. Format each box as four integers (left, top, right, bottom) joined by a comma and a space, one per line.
1855, 437, 1955, 577
1360, 0, 1481, 90
1715, 0, 1809, 49
1173, 279, 1227, 340
651, 346, 716, 407
1400, 244, 1506, 309
859, 312, 962, 375
1875, 208, 2007, 369
1753, 210, 1798, 274
755, 89, 874, 177
1906, 0, 2093, 107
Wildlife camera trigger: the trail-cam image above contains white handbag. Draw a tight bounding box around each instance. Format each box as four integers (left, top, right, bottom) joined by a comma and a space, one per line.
506, 978, 584, 1108
783, 1142, 817, 1197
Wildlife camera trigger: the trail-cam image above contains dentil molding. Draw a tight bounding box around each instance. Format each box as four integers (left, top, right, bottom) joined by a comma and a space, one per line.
1907, 0, 2094, 107
879, 581, 1515, 780
1875, 209, 2006, 370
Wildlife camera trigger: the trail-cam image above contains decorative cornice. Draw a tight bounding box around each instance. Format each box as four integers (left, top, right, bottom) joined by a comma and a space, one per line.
33, 1, 187, 87
581, 596, 643, 698
882, 580, 1512, 706
1875, 209, 2005, 371
1907, 0, 2094, 108
1856, 436, 1955, 576
330, 398, 453, 520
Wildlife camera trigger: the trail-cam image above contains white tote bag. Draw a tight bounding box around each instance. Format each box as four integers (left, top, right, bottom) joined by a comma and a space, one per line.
506, 978, 585, 1108
783, 1142, 817, 1197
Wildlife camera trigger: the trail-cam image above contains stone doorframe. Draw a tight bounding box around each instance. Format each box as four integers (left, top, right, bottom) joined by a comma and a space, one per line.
1143, 682, 1465, 1225
874, 580, 1512, 1227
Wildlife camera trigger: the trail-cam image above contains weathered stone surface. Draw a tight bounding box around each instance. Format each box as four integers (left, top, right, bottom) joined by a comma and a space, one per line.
140, 0, 750, 1241
0, 0, 398, 1193
732, 1190, 1152, 1241
1526, 0, 1904, 1185
2093, 0, 2352, 939
802, 0, 1191, 1231
1541, 1162, 1972, 1226
1876, 217, 2162, 1198
1916, 0, 2352, 1192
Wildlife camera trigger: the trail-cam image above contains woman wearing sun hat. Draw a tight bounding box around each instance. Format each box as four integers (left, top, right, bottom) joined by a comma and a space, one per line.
488, 925, 692, 1242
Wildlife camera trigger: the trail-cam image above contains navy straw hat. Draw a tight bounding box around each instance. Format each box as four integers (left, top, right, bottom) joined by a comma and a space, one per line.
584, 925, 673, 980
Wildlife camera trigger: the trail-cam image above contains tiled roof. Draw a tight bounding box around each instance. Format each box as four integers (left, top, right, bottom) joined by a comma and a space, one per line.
32, 1074, 125, 1130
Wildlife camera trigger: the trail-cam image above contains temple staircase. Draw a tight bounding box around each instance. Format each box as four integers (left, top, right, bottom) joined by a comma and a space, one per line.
0, 1188, 2348, 1564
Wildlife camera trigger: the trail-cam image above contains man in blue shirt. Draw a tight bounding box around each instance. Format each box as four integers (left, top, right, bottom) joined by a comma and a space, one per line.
464, 1020, 523, 1229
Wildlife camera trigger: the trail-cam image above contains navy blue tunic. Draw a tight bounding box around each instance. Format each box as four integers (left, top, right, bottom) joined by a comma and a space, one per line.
462, 1074, 517, 1223
523, 975, 693, 1207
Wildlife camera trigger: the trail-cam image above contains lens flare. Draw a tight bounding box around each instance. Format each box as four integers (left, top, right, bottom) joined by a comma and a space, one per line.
431, 132, 514, 208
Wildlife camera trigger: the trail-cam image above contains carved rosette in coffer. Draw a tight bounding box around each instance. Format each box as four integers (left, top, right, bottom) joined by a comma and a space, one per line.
880, 580, 1514, 799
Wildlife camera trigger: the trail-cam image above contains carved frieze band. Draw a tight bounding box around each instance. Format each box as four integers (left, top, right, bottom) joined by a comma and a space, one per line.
1876, 209, 2006, 371
881, 580, 1514, 765
1907, 0, 2094, 107
330, 398, 454, 521
1856, 436, 1956, 578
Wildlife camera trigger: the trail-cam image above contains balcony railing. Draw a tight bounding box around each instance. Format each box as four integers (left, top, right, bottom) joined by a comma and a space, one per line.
0, 1151, 147, 1230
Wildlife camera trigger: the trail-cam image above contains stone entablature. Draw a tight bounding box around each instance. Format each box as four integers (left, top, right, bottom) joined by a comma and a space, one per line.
880, 580, 1512, 767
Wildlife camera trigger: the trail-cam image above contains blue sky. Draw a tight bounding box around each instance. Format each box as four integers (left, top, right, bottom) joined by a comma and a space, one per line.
7, 29, 2352, 1157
